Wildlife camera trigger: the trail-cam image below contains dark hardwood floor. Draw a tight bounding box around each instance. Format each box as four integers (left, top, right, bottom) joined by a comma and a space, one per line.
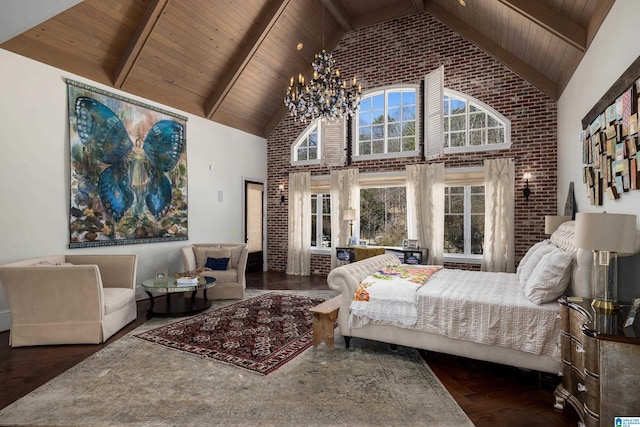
0, 271, 579, 426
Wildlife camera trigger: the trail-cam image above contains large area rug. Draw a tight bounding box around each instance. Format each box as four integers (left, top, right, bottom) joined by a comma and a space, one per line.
0, 290, 473, 427
134, 292, 326, 375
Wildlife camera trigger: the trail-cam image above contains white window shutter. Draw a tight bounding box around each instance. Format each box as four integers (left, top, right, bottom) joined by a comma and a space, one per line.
424, 65, 444, 160
322, 119, 345, 167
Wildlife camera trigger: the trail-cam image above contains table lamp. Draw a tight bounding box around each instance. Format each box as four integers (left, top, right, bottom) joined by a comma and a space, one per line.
544, 215, 571, 234
574, 212, 637, 313
343, 209, 358, 245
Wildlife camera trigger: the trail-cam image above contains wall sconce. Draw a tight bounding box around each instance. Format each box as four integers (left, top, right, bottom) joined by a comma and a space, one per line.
278, 184, 285, 204
523, 172, 531, 201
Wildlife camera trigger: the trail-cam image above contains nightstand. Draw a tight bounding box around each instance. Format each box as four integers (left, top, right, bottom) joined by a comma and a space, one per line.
554, 297, 640, 426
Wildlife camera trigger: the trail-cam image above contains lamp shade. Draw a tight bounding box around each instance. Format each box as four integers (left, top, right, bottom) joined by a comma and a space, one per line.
343, 209, 358, 221
544, 215, 571, 234
574, 212, 637, 253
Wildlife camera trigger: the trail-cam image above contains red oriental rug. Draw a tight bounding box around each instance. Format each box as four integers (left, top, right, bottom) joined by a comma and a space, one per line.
134, 293, 326, 375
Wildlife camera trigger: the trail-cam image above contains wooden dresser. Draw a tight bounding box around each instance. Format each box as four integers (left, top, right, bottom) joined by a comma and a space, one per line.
554, 297, 640, 426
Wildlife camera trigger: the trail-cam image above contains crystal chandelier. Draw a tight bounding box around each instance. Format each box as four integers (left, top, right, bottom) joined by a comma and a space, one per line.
284, 49, 361, 123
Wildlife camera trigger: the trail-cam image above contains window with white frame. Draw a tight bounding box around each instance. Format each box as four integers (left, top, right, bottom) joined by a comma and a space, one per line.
307, 172, 485, 262
444, 185, 485, 257
291, 122, 320, 164
311, 193, 331, 248
359, 186, 407, 246
356, 87, 418, 158
443, 90, 510, 153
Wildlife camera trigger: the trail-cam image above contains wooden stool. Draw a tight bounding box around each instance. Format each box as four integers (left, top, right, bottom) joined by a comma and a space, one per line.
309, 295, 341, 350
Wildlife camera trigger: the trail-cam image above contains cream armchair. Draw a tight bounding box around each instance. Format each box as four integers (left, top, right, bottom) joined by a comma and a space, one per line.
181, 243, 247, 299
0, 254, 137, 347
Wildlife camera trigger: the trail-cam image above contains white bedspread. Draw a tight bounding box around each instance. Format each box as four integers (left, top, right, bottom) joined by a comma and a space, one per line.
349, 268, 561, 360
349, 265, 442, 326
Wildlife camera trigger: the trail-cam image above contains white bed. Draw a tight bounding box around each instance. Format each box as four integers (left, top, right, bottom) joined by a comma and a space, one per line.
327, 221, 591, 374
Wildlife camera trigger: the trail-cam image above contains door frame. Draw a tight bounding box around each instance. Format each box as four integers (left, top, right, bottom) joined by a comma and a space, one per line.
243, 177, 266, 272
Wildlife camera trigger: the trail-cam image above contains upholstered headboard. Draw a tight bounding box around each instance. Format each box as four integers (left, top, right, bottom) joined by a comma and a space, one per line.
549, 220, 592, 298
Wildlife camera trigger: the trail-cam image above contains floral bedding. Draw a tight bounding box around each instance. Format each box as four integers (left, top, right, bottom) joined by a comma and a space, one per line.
349, 264, 443, 326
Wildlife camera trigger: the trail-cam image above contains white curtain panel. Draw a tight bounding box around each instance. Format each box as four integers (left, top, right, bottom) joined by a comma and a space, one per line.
481, 158, 515, 273
286, 171, 311, 275
406, 163, 445, 265
330, 168, 359, 269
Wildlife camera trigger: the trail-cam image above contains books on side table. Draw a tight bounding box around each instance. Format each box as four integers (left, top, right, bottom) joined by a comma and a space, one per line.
176, 277, 199, 286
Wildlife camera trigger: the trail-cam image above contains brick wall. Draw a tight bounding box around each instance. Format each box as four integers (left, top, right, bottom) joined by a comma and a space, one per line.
267, 12, 557, 274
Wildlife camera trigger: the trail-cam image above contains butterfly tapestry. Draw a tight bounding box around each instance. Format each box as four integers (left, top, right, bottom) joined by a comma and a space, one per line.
67, 80, 188, 248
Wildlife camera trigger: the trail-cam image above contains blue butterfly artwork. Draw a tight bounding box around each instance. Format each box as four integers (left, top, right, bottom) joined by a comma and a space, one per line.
75, 97, 184, 221
67, 81, 188, 247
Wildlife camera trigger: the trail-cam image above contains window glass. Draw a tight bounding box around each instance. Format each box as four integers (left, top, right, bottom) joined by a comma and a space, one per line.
443, 90, 509, 153
292, 123, 320, 163
356, 87, 418, 157
444, 185, 485, 256
359, 187, 407, 246
311, 194, 331, 248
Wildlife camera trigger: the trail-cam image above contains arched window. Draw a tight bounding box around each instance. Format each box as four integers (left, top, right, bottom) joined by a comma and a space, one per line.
355, 86, 419, 159
291, 121, 320, 165
443, 89, 511, 153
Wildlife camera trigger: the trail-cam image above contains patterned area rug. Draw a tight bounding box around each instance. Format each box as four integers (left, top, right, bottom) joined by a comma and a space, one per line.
0, 290, 473, 426
135, 292, 325, 375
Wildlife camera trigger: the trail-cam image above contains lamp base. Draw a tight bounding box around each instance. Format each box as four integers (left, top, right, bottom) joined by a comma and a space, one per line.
591, 298, 620, 314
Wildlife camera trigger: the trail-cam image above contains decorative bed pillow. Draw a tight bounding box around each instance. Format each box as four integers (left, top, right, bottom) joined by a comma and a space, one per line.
524, 247, 573, 305
549, 221, 577, 253
517, 240, 553, 285
205, 257, 230, 270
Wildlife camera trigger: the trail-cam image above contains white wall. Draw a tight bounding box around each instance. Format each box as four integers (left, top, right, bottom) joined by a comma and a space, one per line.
558, 0, 640, 224
0, 48, 267, 331
558, 0, 640, 301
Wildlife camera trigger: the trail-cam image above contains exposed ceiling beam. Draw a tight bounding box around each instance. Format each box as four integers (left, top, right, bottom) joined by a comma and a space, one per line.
321, 0, 352, 31
498, 0, 585, 52
113, 0, 171, 88
585, 0, 614, 48
425, 1, 558, 100
205, 0, 290, 120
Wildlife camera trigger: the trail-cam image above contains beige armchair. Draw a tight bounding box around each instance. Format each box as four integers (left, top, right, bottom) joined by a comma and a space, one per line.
0, 254, 137, 347
181, 243, 247, 299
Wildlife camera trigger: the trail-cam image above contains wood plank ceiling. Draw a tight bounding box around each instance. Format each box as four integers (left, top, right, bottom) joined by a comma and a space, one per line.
0, 0, 614, 138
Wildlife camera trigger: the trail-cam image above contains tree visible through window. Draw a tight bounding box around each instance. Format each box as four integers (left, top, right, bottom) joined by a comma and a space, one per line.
357, 88, 417, 156
359, 187, 407, 246
292, 123, 320, 164
311, 193, 331, 248
443, 91, 509, 151
444, 185, 484, 255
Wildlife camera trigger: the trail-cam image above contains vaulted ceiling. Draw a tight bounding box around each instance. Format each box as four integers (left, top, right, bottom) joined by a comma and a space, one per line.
0, 0, 614, 138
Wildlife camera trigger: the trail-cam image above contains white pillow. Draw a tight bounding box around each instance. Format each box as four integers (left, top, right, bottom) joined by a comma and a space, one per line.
517, 241, 554, 286
524, 247, 573, 305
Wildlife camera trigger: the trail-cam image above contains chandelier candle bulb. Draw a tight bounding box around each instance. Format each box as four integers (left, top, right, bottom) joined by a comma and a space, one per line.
284, 48, 361, 122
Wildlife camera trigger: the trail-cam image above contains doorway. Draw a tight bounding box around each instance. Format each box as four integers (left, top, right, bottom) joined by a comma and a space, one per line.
244, 180, 264, 274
